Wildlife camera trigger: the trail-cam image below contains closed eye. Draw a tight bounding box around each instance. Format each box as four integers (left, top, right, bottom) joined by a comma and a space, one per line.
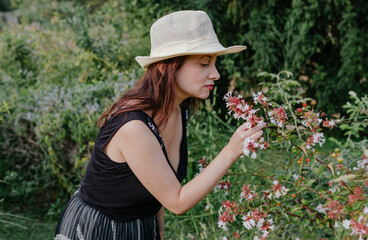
201, 63, 209, 67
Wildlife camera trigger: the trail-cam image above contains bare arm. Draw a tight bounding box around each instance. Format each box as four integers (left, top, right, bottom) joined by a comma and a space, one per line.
117, 120, 265, 215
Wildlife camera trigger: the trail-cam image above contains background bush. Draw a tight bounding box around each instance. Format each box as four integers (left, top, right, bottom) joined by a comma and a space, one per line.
0, 0, 367, 238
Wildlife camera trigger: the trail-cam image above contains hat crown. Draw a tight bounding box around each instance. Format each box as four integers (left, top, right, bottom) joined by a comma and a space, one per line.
149, 10, 219, 56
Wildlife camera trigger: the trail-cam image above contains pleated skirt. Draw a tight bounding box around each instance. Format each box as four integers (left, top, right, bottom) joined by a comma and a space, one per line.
54, 190, 160, 240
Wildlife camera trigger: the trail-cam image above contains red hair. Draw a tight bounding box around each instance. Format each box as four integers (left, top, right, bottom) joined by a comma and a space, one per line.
98, 56, 198, 128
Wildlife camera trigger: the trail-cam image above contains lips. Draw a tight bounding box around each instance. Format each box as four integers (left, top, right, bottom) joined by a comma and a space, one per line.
205, 85, 214, 90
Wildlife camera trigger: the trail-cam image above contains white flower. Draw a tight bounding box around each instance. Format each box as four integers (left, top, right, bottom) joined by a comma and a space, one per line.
342, 219, 351, 229
293, 174, 299, 180
329, 186, 339, 193
363, 206, 368, 215
273, 180, 279, 185
243, 220, 253, 230
261, 230, 269, 238
275, 191, 281, 198
223, 91, 233, 101
222, 237, 227, 240
218, 221, 227, 230
257, 218, 265, 229
316, 203, 327, 214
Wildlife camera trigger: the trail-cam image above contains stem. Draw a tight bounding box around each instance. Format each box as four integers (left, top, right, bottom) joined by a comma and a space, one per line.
227, 172, 332, 201
271, 129, 333, 171
270, 129, 354, 194
276, 73, 301, 138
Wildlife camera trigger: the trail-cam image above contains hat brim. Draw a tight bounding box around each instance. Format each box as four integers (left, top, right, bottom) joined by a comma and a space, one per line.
135, 44, 247, 68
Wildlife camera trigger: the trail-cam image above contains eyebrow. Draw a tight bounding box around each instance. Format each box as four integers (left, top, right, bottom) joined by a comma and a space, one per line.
200, 55, 213, 59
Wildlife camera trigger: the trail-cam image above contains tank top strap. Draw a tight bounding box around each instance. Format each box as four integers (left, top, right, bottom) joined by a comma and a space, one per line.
97, 111, 164, 153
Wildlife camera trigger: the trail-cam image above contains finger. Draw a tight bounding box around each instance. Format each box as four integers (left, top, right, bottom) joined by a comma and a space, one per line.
259, 137, 265, 143
243, 123, 266, 136
238, 122, 266, 132
249, 130, 263, 140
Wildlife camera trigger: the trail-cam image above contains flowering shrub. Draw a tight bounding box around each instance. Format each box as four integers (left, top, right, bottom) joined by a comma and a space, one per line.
199, 71, 368, 239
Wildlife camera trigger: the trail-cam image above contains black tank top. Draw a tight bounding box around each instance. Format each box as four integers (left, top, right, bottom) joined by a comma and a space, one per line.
79, 108, 188, 221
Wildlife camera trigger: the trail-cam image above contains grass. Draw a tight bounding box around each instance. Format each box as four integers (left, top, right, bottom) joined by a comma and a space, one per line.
0, 212, 56, 240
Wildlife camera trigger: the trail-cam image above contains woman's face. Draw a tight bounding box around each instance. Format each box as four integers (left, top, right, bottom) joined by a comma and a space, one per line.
174, 54, 220, 101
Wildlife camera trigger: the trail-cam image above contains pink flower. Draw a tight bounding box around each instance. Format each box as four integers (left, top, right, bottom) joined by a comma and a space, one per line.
232, 230, 241, 239
305, 132, 325, 150
224, 91, 265, 127
242, 209, 274, 240
253, 91, 271, 108
218, 201, 241, 230
350, 216, 368, 238
322, 119, 335, 128
326, 200, 344, 220
240, 184, 258, 202
348, 186, 366, 206
216, 181, 232, 195
268, 107, 288, 127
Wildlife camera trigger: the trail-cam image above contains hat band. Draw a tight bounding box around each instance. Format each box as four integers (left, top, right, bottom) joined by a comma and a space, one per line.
150, 38, 221, 57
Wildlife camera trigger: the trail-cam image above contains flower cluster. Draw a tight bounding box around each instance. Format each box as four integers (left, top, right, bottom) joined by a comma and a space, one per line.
215, 181, 232, 195
305, 132, 326, 150
354, 154, 368, 172
223, 91, 265, 128
218, 87, 367, 239
218, 200, 241, 231
253, 91, 271, 108
300, 111, 323, 129
268, 107, 287, 128
240, 184, 258, 202
322, 118, 336, 128
350, 216, 368, 239
263, 180, 289, 200
348, 186, 366, 206
242, 209, 274, 240
243, 137, 269, 159
194, 156, 209, 177
224, 91, 271, 159
316, 201, 345, 220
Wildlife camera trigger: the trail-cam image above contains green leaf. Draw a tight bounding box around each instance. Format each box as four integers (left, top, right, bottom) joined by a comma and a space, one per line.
298, 187, 307, 193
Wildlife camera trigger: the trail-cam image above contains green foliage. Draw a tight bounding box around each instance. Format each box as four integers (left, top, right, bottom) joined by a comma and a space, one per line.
339, 91, 368, 140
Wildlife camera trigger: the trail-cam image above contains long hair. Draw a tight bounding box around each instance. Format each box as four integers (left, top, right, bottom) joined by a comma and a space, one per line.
98, 56, 199, 129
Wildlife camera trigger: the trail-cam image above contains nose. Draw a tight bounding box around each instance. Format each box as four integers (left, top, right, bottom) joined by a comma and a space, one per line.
209, 66, 221, 81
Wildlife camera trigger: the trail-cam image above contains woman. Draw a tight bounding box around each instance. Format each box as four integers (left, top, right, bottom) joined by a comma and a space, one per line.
55, 10, 265, 240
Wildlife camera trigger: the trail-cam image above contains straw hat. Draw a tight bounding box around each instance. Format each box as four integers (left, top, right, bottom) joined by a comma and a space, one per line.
135, 10, 247, 68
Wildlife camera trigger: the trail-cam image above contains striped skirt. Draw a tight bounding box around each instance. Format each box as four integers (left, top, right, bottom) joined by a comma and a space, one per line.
54, 190, 160, 240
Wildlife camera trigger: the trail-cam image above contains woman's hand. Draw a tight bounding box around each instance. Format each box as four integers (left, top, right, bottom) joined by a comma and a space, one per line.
225, 122, 267, 160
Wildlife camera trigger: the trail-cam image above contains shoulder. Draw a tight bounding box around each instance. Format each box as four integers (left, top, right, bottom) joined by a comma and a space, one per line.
114, 112, 159, 143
